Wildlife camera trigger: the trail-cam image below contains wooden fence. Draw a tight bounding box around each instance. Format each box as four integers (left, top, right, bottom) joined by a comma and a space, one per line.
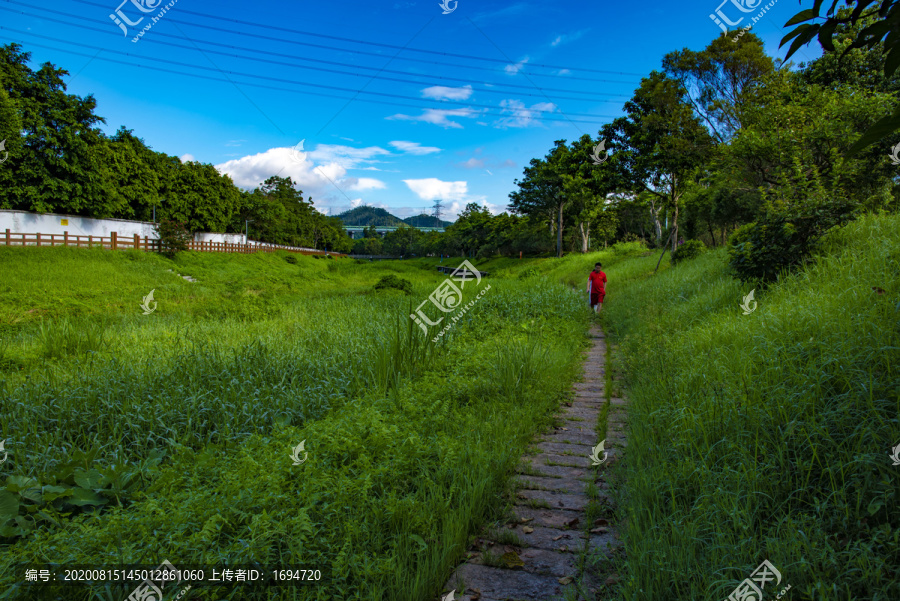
1, 230, 345, 257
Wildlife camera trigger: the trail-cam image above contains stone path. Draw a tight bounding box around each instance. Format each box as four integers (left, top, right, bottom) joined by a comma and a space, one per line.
439, 325, 627, 601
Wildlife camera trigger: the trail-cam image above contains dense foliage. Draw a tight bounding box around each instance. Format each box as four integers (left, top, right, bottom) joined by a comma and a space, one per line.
0, 44, 352, 252
670, 239, 705, 265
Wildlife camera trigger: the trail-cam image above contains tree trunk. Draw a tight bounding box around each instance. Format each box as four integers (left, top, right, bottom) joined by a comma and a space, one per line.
557, 201, 564, 258
708, 220, 716, 247
578, 221, 590, 253
655, 229, 675, 273
671, 202, 680, 254
649, 200, 662, 247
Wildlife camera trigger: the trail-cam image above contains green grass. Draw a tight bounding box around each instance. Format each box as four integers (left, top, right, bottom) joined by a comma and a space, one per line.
0, 246, 593, 600
599, 213, 900, 600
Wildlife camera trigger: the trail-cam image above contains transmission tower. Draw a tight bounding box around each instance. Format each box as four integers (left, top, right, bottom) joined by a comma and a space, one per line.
431, 199, 444, 221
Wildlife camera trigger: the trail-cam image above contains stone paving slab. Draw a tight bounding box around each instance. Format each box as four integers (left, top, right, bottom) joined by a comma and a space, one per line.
515, 489, 589, 512
510, 506, 584, 530
515, 525, 586, 551
516, 462, 590, 481
539, 430, 597, 445
525, 452, 591, 469
518, 546, 579, 576
445, 564, 563, 601
514, 474, 580, 494
572, 383, 605, 393
537, 440, 593, 455
561, 408, 600, 421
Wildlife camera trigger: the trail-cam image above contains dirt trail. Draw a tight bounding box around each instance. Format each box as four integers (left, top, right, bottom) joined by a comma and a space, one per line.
439, 324, 626, 601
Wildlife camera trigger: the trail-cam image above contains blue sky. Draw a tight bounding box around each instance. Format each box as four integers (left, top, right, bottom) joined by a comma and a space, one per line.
0, 0, 820, 220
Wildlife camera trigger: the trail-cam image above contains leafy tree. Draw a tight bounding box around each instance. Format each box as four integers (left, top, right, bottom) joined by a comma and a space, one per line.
663, 32, 776, 143
352, 236, 383, 255
382, 224, 423, 256
782, 1, 900, 153
727, 160, 858, 282
154, 218, 192, 259
0, 43, 111, 215
611, 71, 715, 253
0, 88, 22, 202
720, 68, 897, 214
509, 142, 569, 257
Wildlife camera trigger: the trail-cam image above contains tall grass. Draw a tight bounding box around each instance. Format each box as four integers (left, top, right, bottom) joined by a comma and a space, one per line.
598, 213, 900, 600
0, 245, 593, 600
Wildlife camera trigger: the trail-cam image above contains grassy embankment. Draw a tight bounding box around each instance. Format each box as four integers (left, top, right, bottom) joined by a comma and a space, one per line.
590, 213, 900, 601
0, 244, 631, 601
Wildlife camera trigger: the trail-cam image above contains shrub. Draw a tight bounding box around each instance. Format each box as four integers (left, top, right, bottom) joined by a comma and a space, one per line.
518, 267, 540, 279
671, 239, 706, 265
611, 240, 649, 256
285, 255, 298, 264
374, 275, 412, 295
728, 161, 859, 283
620, 232, 647, 245
153, 219, 191, 259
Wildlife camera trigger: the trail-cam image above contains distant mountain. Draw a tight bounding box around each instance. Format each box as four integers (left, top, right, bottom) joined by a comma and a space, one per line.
337, 206, 404, 226
336, 206, 452, 228
402, 214, 452, 228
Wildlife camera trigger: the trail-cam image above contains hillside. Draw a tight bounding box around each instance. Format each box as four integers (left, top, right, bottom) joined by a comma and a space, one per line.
336, 206, 451, 227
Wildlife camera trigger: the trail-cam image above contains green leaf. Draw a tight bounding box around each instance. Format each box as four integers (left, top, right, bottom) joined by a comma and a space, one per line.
846, 107, 900, 156
784, 9, 818, 27
784, 26, 821, 62
819, 20, 838, 52
41, 485, 73, 502
410, 534, 427, 552
73, 468, 109, 490
885, 45, 900, 78
6, 476, 40, 493
0, 490, 20, 520
67, 488, 108, 507
867, 498, 884, 516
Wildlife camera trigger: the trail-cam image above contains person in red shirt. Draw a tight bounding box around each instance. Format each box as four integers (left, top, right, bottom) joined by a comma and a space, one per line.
587, 262, 607, 313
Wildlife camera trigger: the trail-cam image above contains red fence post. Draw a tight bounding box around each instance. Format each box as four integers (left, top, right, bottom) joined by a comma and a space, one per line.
64, 231, 69, 247
111, 231, 117, 250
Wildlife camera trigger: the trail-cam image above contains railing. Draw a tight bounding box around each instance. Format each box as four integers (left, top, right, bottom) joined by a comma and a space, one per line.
1, 230, 345, 256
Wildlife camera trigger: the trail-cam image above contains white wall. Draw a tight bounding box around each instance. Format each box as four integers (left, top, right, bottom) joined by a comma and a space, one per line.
0, 210, 157, 238
195, 232, 247, 244
0, 210, 247, 243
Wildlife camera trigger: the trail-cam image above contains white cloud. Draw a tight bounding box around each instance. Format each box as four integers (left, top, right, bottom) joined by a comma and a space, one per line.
457, 158, 485, 169
549, 30, 588, 48
390, 140, 441, 155
557, 69, 571, 76
214, 145, 388, 211
493, 100, 558, 128
421, 85, 473, 100
180, 153, 196, 162
386, 108, 478, 129
403, 178, 469, 202
505, 57, 529, 75
347, 178, 387, 191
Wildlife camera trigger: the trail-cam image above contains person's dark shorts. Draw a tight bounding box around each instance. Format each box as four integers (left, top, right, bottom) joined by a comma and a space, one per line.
590, 291, 605, 305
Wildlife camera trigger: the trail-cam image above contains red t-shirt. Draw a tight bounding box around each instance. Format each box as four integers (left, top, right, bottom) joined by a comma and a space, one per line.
588, 270, 607, 294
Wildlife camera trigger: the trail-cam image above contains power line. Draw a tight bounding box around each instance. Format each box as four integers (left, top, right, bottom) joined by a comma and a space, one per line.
68, 0, 647, 78
0, 32, 621, 123
0, 21, 629, 105
0, 5, 633, 101
3, 2, 641, 87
